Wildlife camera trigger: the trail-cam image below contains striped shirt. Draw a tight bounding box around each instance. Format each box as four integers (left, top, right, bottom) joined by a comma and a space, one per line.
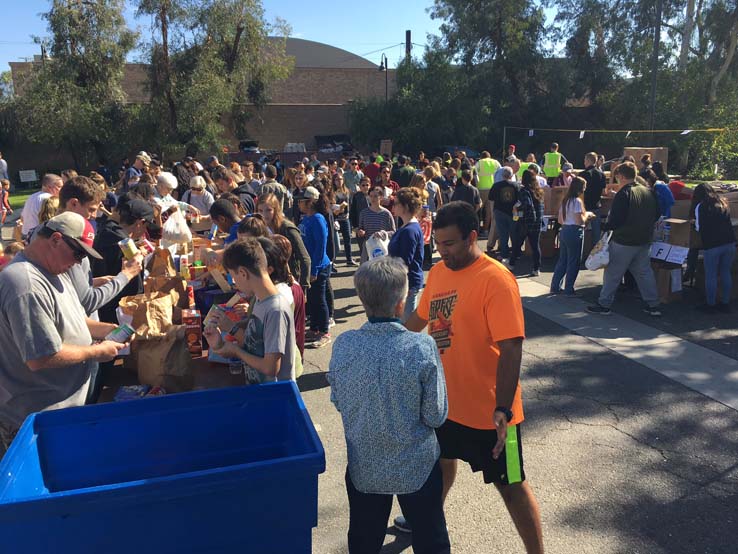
359, 206, 396, 235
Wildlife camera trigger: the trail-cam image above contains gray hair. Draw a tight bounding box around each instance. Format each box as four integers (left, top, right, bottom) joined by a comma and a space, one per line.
501, 166, 515, 180
157, 171, 178, 190
354, 257, 409, 318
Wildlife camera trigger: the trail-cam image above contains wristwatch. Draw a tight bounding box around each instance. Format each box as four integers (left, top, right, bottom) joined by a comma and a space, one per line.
495, 407, 513, 423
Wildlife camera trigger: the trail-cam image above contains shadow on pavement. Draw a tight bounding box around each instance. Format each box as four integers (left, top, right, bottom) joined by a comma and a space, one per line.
380, 528, 412, 553
522, 309, 738, 553
297, 371, 329, 393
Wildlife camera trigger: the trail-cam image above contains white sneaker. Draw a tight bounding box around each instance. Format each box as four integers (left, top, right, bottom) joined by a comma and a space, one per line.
329, 318, 336, 328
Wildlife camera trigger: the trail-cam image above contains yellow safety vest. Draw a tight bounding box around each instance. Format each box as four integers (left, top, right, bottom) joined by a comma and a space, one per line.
517, 162, 531, 179
543, 152, 562, 178
476, 158, 500, 190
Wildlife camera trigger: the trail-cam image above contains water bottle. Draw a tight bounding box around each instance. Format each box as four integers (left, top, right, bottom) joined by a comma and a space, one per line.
512, 201, 522, 222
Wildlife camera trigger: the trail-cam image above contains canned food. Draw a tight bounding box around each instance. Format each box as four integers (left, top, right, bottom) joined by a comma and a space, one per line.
118, 238, 139, 260
105, 323, 135, 343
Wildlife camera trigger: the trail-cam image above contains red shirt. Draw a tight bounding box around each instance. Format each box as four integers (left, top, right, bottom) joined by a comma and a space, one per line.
668, 180, 692, 201
364, 163, 380, 184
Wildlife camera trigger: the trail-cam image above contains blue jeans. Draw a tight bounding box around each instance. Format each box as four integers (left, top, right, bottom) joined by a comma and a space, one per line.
402, 287, 421, 323
337, 218, 353, 262
307, 265, 330, 333
551, 225, 584, 294
590, 209, 602, 244
494, 210, 514, 258
346, 460, 450, 554
703, 243, 736, 305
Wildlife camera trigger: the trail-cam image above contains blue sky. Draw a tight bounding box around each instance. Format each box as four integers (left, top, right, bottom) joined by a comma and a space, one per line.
0, 0, 443, 72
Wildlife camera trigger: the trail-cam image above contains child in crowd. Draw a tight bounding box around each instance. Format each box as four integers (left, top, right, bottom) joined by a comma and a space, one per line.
38, 196, 59, 224
0, 180, 12, 224
0, 241, 24, 271
204, 237, 296, 384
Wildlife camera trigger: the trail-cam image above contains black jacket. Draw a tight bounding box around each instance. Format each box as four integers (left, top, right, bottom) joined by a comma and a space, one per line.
233, 182, 257, 214
580, 166, 607, 211
91, 218, 144, 324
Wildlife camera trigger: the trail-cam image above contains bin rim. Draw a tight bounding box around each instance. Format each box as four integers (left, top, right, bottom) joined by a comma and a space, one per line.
0, 382, 326, 506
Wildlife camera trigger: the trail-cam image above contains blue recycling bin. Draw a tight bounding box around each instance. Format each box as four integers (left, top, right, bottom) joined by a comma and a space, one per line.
0, 382, 325, 553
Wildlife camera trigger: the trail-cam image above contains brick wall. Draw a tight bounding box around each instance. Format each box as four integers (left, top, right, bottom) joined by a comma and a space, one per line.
226, 104, 350, 150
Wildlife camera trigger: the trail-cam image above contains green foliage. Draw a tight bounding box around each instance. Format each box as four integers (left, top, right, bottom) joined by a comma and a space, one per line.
12, 0, 138, 169
135, 0, 293, 156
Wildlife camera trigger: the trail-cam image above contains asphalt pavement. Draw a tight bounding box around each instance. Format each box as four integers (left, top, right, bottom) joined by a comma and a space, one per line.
300, 245, 738, 554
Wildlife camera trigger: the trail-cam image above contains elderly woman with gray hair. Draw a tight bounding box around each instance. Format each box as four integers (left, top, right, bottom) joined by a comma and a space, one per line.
328, 256, 450, 554
153, 171, 201, 217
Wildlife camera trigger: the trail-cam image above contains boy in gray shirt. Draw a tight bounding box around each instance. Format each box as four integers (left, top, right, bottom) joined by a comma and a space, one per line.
204, 237, 295, 384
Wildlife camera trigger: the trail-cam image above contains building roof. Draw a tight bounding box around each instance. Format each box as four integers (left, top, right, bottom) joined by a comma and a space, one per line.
282, 37, 378, 69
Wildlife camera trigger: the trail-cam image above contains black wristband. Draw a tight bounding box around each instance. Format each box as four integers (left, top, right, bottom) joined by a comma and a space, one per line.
495, 406, 513, 423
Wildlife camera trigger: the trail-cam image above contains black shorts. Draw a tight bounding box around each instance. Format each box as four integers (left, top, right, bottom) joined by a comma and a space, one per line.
436, 419, 526, 485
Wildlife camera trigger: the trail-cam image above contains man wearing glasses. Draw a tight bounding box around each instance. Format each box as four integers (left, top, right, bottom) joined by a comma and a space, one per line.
343, 158, 364, 195
0, 212, 127, 458
19, 173, 63, 240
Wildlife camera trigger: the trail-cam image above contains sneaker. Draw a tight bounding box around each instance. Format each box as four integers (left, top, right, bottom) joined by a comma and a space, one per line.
307, 333, 332, 349
717, 303, 732, 314
304, 330, 321, 343
329, 317, 336, 328
564, 291, 581, 298
393, 515, 411, 533
347, 259, 358, 267
530, 270, 540, 277
586, 304, 612, 315
643, 306, 662, 317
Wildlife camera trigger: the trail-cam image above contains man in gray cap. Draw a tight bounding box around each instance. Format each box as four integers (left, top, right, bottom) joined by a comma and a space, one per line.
0, 212, 127, 457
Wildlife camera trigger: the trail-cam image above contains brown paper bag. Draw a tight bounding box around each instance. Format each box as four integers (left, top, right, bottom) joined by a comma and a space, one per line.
130, 326, 194, 392
144, 276, 190, 309
146, 247, 177, 277
118, 292, 174, 337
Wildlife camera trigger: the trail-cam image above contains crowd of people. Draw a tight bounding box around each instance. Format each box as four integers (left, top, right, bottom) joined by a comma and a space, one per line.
0, 141, 735, 553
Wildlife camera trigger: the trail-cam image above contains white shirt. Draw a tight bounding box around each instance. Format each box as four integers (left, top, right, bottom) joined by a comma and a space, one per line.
559, 198, 584, 226
21, 190, 51, 235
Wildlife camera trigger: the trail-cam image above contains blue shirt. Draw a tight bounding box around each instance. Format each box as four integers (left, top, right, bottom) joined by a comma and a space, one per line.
388, 221, 424, 290
328, 320, 447, 494
298, 213, 330, 276
224, 221, 240, 245
654, 181, 675, 218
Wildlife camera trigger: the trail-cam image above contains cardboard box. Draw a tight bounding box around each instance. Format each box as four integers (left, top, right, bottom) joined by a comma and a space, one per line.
182, 309, 203, 358
540, 228, 558, 258
544, 187, 569, 216
670, 200, 692, 219
651, 260, 683, 304
664, 218, 738, 248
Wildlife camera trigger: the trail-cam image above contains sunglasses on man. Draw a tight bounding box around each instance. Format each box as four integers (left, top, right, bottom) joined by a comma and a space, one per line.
62, 236, 87, 262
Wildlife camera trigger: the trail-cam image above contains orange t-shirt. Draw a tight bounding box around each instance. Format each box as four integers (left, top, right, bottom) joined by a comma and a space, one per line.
417, 254, 525, 430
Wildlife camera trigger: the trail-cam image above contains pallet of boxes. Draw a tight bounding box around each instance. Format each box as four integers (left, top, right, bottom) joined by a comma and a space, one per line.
661, 190, 738, 303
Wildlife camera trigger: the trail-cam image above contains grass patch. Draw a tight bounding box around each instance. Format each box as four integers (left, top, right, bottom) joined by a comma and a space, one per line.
8, 187, 41, 211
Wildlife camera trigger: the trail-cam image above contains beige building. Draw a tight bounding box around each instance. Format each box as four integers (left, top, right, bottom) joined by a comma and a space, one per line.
10, 38, 397, 151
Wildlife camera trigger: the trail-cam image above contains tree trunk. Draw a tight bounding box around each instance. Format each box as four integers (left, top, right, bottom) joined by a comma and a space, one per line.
678, 0, 696, 71
708, 18, 738, 105
159, 2, 178, 135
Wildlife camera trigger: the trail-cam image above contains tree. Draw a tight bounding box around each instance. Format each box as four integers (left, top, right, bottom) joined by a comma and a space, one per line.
136, 0, 293, 156
13, 0, 138, 169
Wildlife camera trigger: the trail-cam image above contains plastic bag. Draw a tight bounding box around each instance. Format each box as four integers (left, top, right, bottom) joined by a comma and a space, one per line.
161, 208, 192, 249
365, 234, 389, 259
585, 231, 612, 271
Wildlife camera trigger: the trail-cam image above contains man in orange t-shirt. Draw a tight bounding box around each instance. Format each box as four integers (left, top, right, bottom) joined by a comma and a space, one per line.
403, 201, 543, 553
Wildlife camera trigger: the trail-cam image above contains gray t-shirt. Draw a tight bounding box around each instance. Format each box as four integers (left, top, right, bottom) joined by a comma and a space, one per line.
241, 293, 295, 384
0, 253, 92, 428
